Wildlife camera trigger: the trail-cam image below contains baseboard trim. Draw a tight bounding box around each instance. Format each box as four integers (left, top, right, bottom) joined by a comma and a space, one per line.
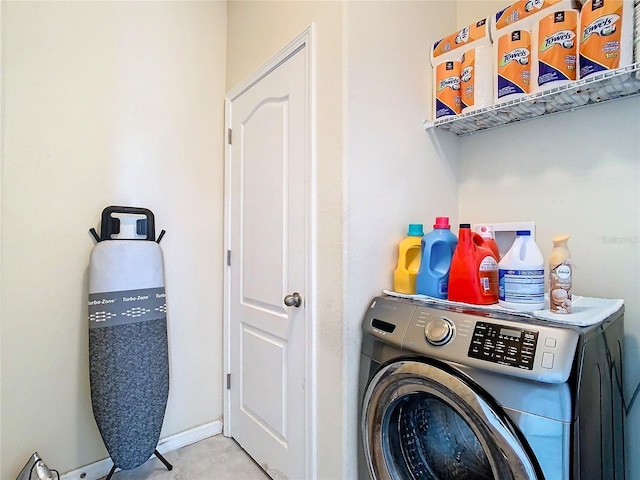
60, 420, 223, 480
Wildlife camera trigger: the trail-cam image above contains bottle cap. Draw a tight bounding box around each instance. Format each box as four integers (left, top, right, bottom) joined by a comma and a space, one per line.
433, 217, 451, 229
516, 230, 531, 236
459, 223, 471, 228
407, 224, 424, 236
552, 234, 571, 245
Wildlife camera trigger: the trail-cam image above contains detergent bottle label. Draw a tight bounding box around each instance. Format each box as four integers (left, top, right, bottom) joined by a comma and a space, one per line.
499, 269, 545, 303
479, 256, 499, 293
439, 279, 448, 296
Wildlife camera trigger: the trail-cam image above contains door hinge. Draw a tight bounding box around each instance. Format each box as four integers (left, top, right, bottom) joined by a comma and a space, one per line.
227, 128, 232, 145
226, 373, 231, 389
227, 250, 231, 266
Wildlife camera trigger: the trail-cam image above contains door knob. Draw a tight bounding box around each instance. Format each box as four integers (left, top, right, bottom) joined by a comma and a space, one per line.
284, 292, 302, 308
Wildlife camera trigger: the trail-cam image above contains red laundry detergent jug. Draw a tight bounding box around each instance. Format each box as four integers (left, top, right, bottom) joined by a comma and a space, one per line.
448, 223, 499, 305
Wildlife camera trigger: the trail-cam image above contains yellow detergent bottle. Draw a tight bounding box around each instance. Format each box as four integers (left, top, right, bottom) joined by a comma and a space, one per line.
393, 224, 425, 294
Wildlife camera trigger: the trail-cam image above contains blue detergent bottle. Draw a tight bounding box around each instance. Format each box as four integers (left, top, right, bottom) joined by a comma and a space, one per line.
415, 217, 458, 298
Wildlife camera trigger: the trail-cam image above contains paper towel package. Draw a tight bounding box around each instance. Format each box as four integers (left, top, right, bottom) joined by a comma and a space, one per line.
491, 0, 580, 40
434, 60, 462, 118
461, 46, 494, 111
491, 0, 580, 102
579, 0, 635, 79
532, 9, 580, 91
496, 29, 533, 101
431, 17, 492, 66
431, 16, 492, 120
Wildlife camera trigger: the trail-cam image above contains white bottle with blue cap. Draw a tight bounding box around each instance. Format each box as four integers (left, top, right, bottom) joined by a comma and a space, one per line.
498, 230, 545, 311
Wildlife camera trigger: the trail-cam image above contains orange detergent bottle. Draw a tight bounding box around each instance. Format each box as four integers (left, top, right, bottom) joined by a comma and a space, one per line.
393, 224, 424, 294
448, 223, 499, 305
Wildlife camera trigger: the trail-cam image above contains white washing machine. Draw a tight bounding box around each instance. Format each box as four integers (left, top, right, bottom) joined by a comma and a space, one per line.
358, 295, 625, 480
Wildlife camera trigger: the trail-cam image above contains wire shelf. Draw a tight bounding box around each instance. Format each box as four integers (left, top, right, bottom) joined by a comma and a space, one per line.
424, 62, 640, 136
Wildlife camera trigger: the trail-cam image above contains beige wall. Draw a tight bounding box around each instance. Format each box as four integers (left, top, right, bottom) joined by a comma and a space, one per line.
226, 2, 345, 478
456, 0, 511, 27
0, 1, 227, 477
343, 1, 458, 477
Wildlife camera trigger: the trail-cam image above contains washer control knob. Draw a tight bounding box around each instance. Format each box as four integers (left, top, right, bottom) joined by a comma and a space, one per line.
425, 318, 454, 346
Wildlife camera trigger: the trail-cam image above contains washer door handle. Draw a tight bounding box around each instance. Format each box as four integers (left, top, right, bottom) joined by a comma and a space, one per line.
284, 292, 302, 308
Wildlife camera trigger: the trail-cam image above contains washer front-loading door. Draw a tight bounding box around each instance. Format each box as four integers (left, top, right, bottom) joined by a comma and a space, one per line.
362, 360, 543, 480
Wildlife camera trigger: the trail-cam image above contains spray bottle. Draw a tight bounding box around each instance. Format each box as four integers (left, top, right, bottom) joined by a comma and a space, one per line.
549, 234, 572, 313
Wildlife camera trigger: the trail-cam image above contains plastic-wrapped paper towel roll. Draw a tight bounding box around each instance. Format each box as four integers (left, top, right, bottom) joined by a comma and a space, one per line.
533, 10, 579, 91
496, 30, 533, 102
434, 60, 462, 119
431, 17, 491, 67
491, 0, 580, 41
579, 0, 635, 79
461, 46, 494, 112
430, 16, 491, 120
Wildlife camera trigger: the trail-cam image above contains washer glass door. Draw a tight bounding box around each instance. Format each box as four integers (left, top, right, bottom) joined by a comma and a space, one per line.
362, 360, 542, 480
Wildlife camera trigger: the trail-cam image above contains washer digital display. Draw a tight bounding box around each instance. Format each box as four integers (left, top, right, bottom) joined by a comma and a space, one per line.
468, 321, 538, 370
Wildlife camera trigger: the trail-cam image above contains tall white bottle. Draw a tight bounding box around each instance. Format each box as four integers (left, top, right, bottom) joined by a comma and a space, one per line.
498, 230, 545, 311
549, 234, 572, 313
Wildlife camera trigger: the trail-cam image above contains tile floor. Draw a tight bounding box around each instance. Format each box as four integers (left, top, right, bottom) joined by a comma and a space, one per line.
100, 435, 269, 479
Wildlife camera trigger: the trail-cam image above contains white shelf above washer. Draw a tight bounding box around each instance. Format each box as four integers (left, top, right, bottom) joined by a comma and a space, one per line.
424, 62, 640, 137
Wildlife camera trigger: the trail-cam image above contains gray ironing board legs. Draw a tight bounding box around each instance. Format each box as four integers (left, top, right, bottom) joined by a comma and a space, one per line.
104, 450, 173, 480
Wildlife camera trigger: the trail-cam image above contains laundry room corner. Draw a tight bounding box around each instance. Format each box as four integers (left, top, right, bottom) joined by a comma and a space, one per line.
0, 2, 227, 477
2, 0, 639, 478
343, 1, 460, 478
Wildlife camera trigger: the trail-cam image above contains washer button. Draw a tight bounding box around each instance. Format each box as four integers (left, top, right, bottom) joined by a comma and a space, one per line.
541, 352, 555, 369
545, 338, 557, 348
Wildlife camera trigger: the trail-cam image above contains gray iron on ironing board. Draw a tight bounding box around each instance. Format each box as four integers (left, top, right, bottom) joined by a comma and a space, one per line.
88, 206, 171, 479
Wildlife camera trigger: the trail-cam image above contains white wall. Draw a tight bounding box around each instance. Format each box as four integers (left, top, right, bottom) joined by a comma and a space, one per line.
453, 2, 640, 477
0, 2, 227, 477
343, 1, 458, 478
226, 2, 346, 478
458, 97, 640, 478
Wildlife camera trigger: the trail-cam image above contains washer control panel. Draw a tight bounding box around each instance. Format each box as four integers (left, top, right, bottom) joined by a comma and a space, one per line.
468, 322, 538, 370
363, 296, 582, 384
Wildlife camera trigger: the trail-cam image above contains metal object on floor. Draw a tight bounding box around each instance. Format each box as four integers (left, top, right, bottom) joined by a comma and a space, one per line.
16, 452, 57, 480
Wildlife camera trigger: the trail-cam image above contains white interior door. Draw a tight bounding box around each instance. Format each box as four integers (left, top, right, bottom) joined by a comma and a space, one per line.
224, 29, 314, 480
